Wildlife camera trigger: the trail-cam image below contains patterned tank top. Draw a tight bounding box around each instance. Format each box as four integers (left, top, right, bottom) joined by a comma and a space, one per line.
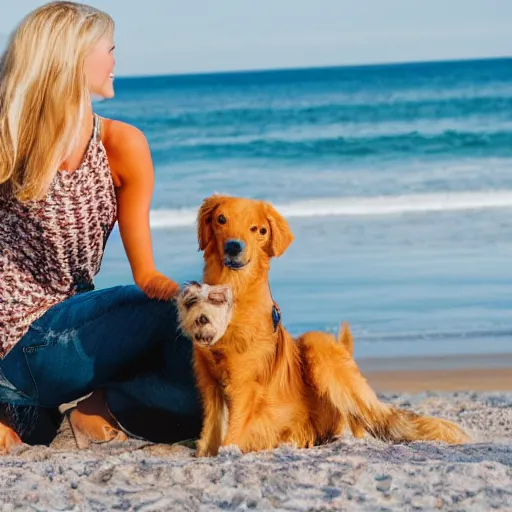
0, 114, 117, 357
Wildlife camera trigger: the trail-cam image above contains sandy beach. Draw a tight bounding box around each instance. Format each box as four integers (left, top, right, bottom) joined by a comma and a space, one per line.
0, 354, 510, 511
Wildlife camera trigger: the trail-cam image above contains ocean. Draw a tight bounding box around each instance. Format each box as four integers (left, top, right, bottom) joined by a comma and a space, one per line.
94, 58, 512, 359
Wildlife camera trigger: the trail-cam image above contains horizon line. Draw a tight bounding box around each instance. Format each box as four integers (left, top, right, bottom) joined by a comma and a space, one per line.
115, 55, 511, 80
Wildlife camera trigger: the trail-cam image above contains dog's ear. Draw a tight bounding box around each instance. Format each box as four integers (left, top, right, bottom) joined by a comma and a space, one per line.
197, 195, 227, 251
264, 203, 294, 257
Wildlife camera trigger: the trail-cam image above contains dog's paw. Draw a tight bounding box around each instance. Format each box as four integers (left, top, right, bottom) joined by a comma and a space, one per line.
195, 443, 218, 458
177, 283, 233, 347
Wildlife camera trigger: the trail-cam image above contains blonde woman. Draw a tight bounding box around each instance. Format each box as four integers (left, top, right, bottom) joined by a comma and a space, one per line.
0, 2, 201, 452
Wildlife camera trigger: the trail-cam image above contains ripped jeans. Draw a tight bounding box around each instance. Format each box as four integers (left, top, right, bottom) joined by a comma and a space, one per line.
0, 285, 202, 443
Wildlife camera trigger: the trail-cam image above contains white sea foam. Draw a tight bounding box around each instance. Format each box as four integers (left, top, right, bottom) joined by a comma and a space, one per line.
149, 190, 512, 229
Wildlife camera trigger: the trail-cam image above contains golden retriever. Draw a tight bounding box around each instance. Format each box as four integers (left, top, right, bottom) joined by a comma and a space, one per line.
177, 195, 469, 456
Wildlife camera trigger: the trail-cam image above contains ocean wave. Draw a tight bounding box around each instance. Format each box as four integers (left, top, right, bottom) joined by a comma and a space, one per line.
117, 96, 512, 135
351, 327, 512, 344
152, 130, 512, 161
150, 190, 512, 229
155, 119, 512, 148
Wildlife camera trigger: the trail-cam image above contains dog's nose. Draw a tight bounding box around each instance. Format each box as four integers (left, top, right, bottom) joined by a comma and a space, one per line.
224, 239, 245, 257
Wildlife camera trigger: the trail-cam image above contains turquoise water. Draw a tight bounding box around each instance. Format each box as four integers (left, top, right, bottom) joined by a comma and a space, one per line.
95, 58, 512, 358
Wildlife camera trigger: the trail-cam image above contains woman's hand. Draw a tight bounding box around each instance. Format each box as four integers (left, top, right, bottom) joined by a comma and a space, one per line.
136, 271, 180, 301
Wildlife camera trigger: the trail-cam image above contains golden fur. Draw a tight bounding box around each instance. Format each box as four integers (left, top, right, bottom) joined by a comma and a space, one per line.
178, 195, 470, 456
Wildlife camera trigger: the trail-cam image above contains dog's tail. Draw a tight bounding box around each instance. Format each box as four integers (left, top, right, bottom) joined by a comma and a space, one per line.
328, 366, 469, 444
301, 330, 470, 444
336, 321, 354, 356
355, 404, 470, 444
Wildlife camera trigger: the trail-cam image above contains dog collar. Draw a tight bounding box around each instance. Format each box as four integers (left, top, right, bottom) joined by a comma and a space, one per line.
272, 302, 281, 332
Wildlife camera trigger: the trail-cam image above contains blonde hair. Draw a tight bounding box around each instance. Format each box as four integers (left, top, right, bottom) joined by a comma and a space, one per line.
0, 1, 114, 202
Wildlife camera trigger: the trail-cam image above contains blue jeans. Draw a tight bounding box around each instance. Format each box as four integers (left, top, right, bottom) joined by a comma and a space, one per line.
0, 285, 202, 443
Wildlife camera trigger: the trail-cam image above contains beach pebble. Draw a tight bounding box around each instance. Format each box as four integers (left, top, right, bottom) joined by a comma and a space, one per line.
435, 497, 445, 509
374, 474, 392, 493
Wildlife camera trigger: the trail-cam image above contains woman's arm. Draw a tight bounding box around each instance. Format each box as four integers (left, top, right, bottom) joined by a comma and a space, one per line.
103, 119, 179, 300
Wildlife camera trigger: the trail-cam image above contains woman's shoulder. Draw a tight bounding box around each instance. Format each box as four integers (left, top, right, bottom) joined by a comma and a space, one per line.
100, 117, 149, 153
98, 117, 153, 185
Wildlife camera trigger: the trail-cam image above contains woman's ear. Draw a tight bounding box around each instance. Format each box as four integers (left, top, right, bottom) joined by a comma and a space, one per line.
264, 202, 294, 257
197, 195, 227, 251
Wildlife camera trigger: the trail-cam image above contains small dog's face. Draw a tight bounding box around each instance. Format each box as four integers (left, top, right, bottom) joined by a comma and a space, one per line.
197, 195, 294, 274
177, 282, 233, 347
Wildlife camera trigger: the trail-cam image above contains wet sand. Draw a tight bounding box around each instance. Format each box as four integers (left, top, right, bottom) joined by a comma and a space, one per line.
358, 353, 512, 393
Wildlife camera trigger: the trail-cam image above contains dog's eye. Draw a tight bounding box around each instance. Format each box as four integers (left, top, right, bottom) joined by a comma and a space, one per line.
217, 214, 227, 225
250, 226, 258, 232
183, 296, 199, 310
259, 227, 268, 235
208, 291, 228, 305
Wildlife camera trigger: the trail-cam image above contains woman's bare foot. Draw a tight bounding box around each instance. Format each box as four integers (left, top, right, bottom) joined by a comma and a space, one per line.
0, 420, 23, 454
68, 390, 127, 448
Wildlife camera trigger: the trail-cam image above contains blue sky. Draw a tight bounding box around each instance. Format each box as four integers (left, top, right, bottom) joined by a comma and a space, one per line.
1, 0, 510, 76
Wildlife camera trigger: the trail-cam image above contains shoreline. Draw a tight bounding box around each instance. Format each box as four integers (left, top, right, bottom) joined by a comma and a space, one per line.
366, 368, 512, 392
357, 353, 512, 392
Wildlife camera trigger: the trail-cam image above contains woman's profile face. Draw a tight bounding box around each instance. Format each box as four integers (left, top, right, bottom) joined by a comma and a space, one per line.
84, 34, 116, 99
